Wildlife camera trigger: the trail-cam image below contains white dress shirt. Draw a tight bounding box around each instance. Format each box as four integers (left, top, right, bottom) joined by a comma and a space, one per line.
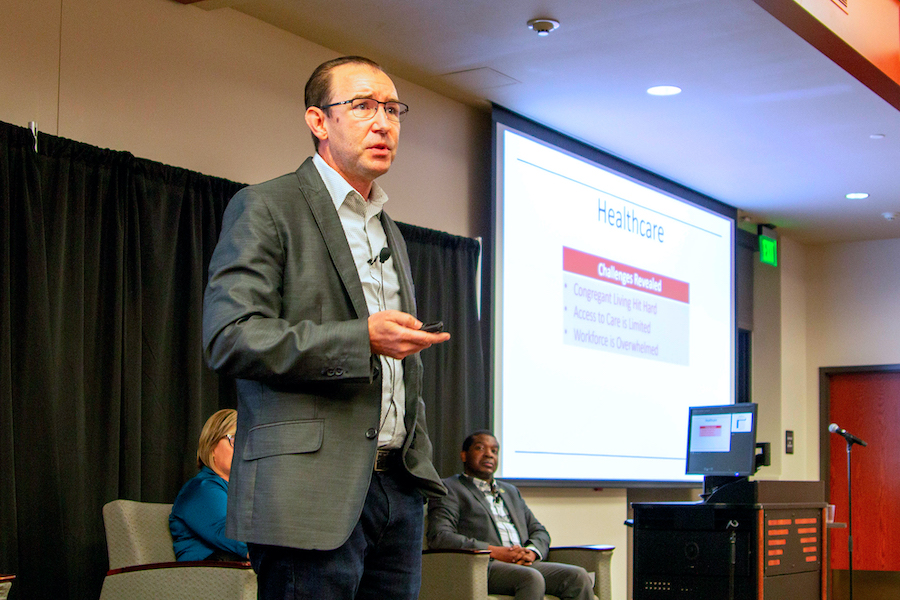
313, 153, 406, 449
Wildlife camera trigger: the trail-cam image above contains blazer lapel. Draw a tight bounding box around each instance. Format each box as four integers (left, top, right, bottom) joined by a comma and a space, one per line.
295, 159, 369, 320
498, 481, 529, 543
459, 476, 505, 543
458, 475, 491, 512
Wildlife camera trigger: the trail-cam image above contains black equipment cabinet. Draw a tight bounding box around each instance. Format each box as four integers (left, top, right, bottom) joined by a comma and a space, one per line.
632, 480, 826, 600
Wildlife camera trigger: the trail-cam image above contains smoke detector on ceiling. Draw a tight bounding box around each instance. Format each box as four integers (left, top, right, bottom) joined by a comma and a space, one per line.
883, 211, 897, 221
527, 18, 560, 36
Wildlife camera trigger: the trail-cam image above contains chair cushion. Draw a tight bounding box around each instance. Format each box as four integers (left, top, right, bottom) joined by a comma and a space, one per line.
100, 564, 256, 600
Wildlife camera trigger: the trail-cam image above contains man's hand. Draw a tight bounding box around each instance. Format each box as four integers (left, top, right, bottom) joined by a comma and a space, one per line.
488, 545, 535, 565
515, 548, 537, 565
368, 310, 451, 360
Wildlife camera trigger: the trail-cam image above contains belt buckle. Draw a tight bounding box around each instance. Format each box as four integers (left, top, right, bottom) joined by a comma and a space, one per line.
375, 448, 394, 472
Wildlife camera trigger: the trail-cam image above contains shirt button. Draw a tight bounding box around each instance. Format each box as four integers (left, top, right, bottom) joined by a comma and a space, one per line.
366, 428, 377, 439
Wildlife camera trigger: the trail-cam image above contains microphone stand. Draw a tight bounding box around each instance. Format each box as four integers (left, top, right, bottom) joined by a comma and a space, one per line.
726, 521, 737, 600
844, 438, 854, 600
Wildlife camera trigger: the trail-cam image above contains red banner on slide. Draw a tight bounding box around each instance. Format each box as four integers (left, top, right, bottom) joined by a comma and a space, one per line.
563, 246, 690, 303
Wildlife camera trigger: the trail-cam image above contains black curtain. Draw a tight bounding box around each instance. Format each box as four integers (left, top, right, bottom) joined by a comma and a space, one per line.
398, 223, 489, 477
0, 120, 487, 600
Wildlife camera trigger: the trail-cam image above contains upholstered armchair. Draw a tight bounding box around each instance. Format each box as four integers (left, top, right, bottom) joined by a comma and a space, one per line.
99, 499, 256, 600
419, 544, 614, 600
0, 575, 13, 600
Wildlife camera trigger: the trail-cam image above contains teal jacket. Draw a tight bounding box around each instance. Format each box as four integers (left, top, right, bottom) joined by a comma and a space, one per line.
169, 466, 248, 561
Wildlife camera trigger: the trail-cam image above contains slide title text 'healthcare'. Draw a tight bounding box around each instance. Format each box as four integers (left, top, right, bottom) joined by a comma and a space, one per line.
599, 199, 664, 243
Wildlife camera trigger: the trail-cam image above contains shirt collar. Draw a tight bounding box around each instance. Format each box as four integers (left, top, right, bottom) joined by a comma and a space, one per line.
313, 153, 389, 216
466, 474, 500, 496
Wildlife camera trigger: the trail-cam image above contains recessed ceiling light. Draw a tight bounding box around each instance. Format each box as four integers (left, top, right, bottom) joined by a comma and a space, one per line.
527, 18, 559, 36
870, 133, 885, 139
846, 192, 869, 200
647, 85, 682, 96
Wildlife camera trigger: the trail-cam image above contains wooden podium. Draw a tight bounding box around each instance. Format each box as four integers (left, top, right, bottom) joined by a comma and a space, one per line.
632, 480, 826, 600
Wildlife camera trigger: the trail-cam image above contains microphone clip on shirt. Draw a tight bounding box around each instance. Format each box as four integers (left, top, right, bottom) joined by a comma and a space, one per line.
367, 246, 392, 265
490, 482, 502, 503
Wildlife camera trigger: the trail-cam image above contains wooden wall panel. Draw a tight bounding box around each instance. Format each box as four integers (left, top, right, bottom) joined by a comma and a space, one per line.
828, 371, 900, 571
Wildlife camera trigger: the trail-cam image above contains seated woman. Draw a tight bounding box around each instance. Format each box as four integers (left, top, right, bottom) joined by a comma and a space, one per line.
169, 408, 248, 561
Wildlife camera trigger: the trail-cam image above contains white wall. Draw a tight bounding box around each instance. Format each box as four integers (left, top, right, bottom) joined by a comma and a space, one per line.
752, 244, 784, 477
1, 0, 488, 238
751, 236, 900, 485
805, 238, 900, 368
804, 238, 900, 462
754, 235, 814, 482
779, 237, 814, 480
1, 0, 61, 131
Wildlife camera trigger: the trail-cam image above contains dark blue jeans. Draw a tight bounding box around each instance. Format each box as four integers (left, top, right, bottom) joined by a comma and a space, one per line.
249, 470, 424, 600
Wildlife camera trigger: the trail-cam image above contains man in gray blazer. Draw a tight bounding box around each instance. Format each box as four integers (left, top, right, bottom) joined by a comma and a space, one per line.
427, 431, 593, 600
203, 56, 450, 600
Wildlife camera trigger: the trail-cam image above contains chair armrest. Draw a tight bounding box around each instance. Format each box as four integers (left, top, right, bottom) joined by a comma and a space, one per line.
547, 545, 615, 600
106, 560, 252, 576
420, 549, 491, 600
100, 561, 256, 600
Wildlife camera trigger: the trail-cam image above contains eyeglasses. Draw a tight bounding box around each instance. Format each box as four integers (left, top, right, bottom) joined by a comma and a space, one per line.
224, 434, 234, 447
319, 98, 409, 123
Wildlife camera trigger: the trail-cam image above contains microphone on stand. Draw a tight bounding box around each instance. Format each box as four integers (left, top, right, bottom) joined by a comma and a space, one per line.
831, 422, 866, 600
829, 423, 868, 447
367, 247, 392, 265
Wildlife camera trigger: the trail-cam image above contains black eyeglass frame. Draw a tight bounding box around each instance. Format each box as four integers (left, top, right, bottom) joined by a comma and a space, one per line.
318, 98, 409, 123
224, 434, 234, 447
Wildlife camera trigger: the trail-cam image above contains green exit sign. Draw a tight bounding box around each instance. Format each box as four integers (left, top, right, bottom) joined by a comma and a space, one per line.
759, 235, 778, 266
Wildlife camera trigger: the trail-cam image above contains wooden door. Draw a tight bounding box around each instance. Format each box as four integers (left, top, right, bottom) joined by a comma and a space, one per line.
827, 370, 900, 571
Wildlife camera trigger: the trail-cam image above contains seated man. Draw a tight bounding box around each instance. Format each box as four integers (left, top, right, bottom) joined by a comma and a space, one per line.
427, 430, 593, 600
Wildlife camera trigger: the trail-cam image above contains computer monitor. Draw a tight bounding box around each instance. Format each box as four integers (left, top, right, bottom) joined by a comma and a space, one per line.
685, 403, 758, 477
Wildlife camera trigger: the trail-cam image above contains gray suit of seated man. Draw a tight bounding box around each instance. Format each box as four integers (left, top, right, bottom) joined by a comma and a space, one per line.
426, 431, 593, 600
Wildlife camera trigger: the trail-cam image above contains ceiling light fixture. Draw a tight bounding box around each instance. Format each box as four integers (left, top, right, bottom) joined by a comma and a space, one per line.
870, 133, 885, 140
527, 18, 560, 36
647, 85, 682, 96
845, 192, 869, 200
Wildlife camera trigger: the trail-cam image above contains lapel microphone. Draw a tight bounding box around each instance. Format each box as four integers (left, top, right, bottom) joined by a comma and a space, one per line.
367, 247, 392, 265
491, 483, 502, 503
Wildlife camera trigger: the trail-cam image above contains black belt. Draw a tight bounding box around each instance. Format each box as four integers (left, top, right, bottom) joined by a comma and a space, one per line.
374, 448, 401, 472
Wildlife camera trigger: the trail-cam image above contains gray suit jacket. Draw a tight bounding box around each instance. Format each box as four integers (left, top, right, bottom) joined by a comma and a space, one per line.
203, 157, 446, 551
426, 474, 551, 558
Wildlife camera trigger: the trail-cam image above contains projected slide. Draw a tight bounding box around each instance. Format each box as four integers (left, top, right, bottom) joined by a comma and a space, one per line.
494, 119, 734, 483
562, 247, 690, 365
